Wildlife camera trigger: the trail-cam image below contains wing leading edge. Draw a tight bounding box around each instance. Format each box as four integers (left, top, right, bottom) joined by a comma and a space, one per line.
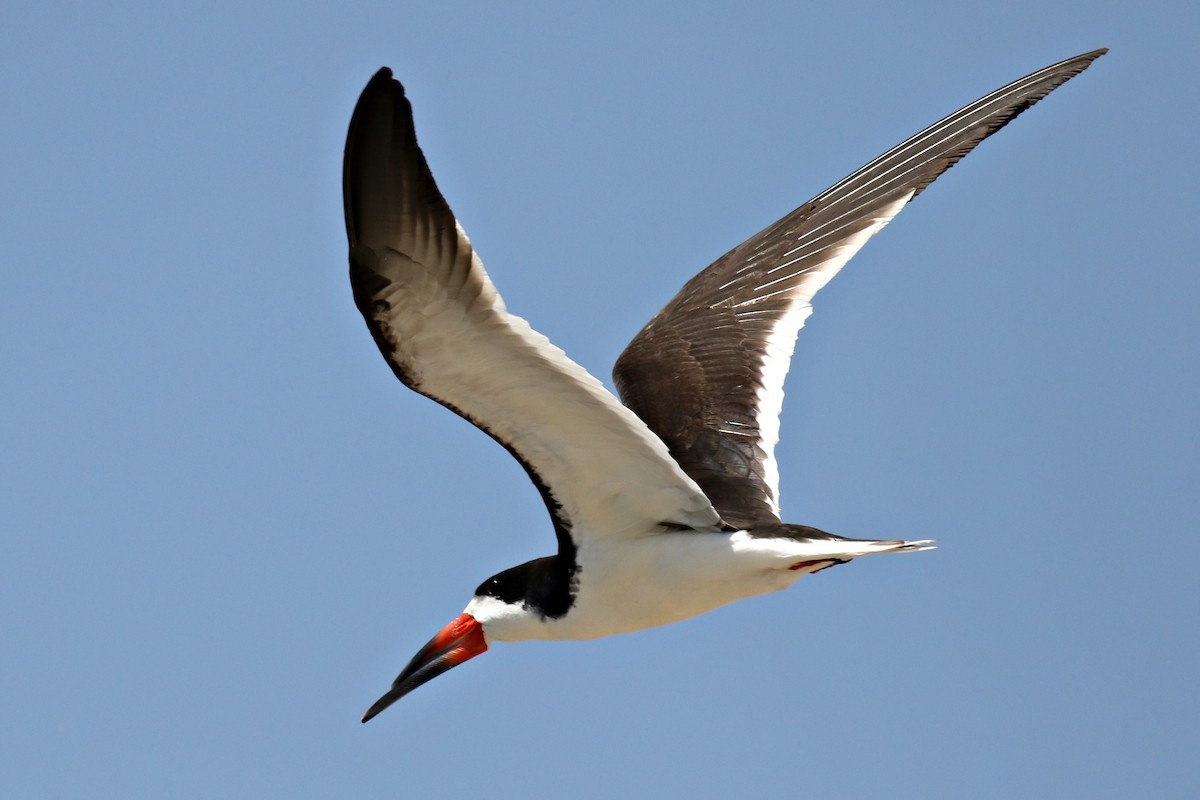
343, 70, 720, 550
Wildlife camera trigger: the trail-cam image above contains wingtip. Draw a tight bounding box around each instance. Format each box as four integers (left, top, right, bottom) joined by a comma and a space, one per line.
1062, 48, 1108, 72
363, 66, 405, 97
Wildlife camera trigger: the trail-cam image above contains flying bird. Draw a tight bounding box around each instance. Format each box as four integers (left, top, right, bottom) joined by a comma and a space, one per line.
343, 49, 1105, 722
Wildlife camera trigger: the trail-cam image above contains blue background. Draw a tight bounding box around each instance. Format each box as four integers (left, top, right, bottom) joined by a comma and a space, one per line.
4, 2, 1196, 797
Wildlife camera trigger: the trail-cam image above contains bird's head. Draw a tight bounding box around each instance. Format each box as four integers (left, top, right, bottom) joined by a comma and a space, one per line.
360, 558, 564, 722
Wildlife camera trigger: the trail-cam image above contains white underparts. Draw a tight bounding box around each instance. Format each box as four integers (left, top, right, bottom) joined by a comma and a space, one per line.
470, 529, 934, 644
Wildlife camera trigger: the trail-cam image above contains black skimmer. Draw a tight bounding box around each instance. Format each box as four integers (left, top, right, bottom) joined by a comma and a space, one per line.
344, 48, 1106, 722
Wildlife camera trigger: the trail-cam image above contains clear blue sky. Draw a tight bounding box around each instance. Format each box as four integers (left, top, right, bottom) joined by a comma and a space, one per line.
3, 2, 1196, 798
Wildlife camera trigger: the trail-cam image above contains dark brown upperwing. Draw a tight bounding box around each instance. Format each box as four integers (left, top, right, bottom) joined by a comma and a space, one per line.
614, 50, 1106, 529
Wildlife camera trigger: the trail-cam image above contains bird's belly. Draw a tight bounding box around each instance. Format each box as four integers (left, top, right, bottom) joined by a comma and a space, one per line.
540, 531, 805, 641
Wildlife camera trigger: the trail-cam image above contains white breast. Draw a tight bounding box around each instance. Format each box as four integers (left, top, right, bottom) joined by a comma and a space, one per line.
470, 530, 934, 644
480, 531, 828, 642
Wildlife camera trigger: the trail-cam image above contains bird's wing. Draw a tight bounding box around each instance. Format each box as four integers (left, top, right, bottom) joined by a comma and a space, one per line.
614, 49, 1106, 529
344, 70, 720, 550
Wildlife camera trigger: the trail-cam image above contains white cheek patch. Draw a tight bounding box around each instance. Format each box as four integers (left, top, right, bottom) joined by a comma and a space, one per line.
464, 594, 550, 644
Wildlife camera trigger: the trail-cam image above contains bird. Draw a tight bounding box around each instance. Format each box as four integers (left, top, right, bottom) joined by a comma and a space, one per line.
343, 48, 1106, 723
